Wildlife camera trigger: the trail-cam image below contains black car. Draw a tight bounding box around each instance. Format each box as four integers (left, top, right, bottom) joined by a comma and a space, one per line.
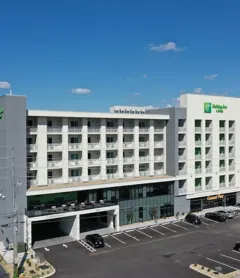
234, 242, 240, 252
185, 213, 202, 224
205, 212, 227, 222
85, 234, 105, 248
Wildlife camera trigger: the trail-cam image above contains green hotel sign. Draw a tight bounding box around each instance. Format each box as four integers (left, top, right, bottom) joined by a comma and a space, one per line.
0, 108, 3, 120
204, 102, 227, 113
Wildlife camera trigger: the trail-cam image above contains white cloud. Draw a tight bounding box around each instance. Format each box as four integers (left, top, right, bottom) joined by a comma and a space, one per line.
143, 73, 148, 79
192, 88, 202, 94
134, 93, 140, 96
165, 104, 172, 108
72, 88, 91, 94
161, 100, 165, 103
149, 42, 186, 52
204, 74, 218, 80
0, 81, 11, 89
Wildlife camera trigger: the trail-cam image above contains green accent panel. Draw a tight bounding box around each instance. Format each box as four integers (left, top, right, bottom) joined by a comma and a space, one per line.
28, 192, 77, 204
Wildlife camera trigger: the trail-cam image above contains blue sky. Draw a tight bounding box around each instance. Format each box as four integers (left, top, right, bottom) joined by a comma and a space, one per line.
0, 0, 240, 111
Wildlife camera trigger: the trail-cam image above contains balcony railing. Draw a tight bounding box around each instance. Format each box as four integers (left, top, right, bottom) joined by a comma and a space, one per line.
139, 156, 149, 162
47, 127, 62, 133
195, 141, 202, 146
154, 128, 164, 133
27, 179, 37, 186
195, 127, 201, 133
205, 127, 212, 133
69, 176, 82, 183
68, 143, 82, 150
229, 127, 235, 133
106, 143, 118, 149
219, 140, 225, 146
229, 181, 235, 187
29, 162, 38, 168
154, 141, 164, 147
106, 128, 118, 133
219, 182, 226, 188
154, 155, 164, 161
229, 140, 235, 145
28, 144, 37, 151
229, 165, 235, 171
107, 173, 118, 179
106, 158, 118, 164
195, 168, 202, 174
48, 178, 62, 185
219, 127, 225, 133
195, 186, 202, 192
179, 169, 186, 175
47, 144, 62, 151
27, 126, 37, 133
123, 142, 134, 148
68, 127, 82, 133
219, 166, 225, 172
68, 160, 82, 167
139, 128, 149, 133
179, 140, 187, 147
178, 187, 187, 194
88, 159, 101, 165
139, 170, 149, 176
205, 153, 212, 159
178, 155, 186, 160
205, 168, 212, 173
205, 184, 212, 191
123, 172, 134, 178
123, 128, 134, 133
205, 140, 212, 146
88, 143, 100, 149
139, 142, 149, 148
123, 157, 134, 163
154, 169, 164, 176
219, 153, 225, 158
178, 126, 186, 133
229, 153, 235, 158
88, 128, 101, 133
47, 161, 62, 168
195, 154, 202, 160
88, 175, 100, 181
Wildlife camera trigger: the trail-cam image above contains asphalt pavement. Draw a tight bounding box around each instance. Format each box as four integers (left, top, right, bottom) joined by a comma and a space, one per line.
38, 216, 240, 278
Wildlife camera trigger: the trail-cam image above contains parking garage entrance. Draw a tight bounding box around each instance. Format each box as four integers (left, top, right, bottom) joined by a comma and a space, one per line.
31, 216, 78, 249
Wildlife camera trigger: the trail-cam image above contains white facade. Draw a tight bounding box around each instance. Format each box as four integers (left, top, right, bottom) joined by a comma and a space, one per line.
27, 110, 168, 188
180, 94, 240, 199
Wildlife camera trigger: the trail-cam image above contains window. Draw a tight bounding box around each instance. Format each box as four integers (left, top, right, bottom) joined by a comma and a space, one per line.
139, 207, 143, 219
107, 121, 114, 127
27, 120, 33, 126
71, 169, 79, 177
47, 121, 52, 127
71, 121, 78, 127
88, 121, 91, 127
70, 137, 79, 143
47, 154, 52, 161
88, 137, 91, 143
47, 137, 52, 144
107, 137, 114, 143
27, 138, 33, 144
88, 153, 91, 159
70, 153, 79, 160
139, 121, 146, 128
107, 152, 114, 159
48, 171, 53, 178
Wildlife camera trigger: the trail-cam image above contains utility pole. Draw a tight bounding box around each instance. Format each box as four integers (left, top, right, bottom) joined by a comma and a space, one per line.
11, 146, 18, 275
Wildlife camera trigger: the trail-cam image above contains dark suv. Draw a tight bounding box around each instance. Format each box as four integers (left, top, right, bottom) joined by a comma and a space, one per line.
185, 213, 201, 224
85, 234, 105, 248
205, 212, 227, 222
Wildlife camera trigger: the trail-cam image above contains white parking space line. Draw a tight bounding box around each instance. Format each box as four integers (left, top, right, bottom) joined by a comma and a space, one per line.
203, 217, 219, 223
102, 235, 109, 238
125, 229, 135, 233
123, 232, 140, 241
206, 258, 238, 270
183, 221, 199, 228
113, 232, 122, 236
148, 227, 165, 235
110, 234, 126, 245
201, 221, 209, 226
172, 223, 188, 231
135, 229, 153, 238
160, 225, 177, 233
232, 250, 240, 255
220, 254, 240, 262
105, 242, 111, 248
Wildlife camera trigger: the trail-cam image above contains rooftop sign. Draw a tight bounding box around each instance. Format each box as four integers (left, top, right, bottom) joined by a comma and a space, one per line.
204, 102, 227, 113
0, 108, 3, 120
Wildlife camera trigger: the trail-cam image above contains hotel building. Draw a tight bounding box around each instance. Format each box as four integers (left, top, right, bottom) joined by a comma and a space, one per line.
0, 93, 239, 249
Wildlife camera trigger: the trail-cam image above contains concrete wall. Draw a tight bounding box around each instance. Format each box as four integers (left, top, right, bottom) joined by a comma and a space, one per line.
59, 215, 80, 240
0, 95, 27, 247
174, 194, 190, 216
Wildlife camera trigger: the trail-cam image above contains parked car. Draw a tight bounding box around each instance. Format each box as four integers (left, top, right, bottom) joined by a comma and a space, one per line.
205, 212, 227, 222
216, 210, 235, 219
235, 203, 240, 208
234, 242, 240, 252
185, 213, 202, 225
85, 234, 105, 248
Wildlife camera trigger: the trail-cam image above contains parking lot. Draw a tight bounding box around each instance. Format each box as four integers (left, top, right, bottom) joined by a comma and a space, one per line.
37, 213, 240, 278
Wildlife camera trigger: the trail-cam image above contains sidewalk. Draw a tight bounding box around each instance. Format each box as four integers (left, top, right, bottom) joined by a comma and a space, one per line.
119, 206, 237, 232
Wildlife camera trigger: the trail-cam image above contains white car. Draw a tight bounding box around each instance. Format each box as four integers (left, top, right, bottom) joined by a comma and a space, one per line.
216, 210, 235, 219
